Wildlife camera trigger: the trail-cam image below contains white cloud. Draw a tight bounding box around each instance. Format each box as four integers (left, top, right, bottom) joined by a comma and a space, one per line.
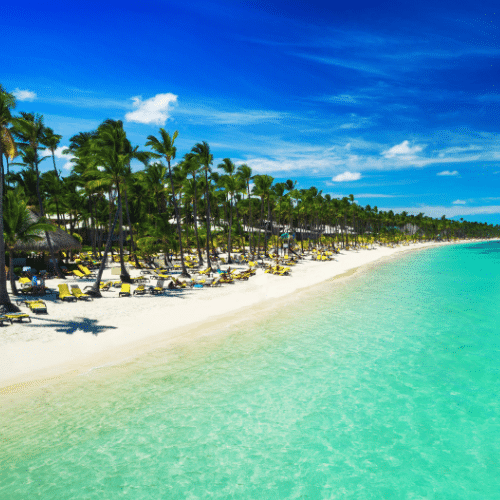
125, 93, 178, 125
325, 94, 358, 105
437, 170, 459, 176
452, 199, 466, 205
13, 88, 36, 101
176, 105, 287, 125
382, 140, 424, 158
332, 171, 362, 182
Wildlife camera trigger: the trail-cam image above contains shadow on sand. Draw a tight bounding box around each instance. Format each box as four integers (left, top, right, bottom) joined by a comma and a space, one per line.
27, 316, 118, 336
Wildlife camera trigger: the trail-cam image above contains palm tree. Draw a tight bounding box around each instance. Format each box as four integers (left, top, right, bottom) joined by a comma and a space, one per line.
181, 153, 204, 265
88, 120, 133, 282
236, 163, 253, 254
3, 188, 55, 295
218, 158, 238, 263
252, 174, 274, 255
43, 127, 62, 180
146, 129, 190, 277
191, 141, 214, 267
12, 112, 64, 278
0, 85, 19, 311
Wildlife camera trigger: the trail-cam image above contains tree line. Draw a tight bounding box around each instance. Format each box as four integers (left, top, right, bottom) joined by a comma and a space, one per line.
1, 84, 499, 309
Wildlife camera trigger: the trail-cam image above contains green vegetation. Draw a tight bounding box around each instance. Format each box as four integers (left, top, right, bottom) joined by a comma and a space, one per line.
1, 84, 499, 307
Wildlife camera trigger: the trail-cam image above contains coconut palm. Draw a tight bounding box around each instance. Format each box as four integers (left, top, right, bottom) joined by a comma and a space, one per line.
252, 174, 274, 255
3, 188, 55, 295
43, 127, 62, 180
191, 141, 214, 267
236, 163, 253, 254
88, 120, 133, 282
146, 129, 190, 277
218, 158, 238, 263
12, 112, 64, 278
0, 86, 19, 311
181, 153, 204, 264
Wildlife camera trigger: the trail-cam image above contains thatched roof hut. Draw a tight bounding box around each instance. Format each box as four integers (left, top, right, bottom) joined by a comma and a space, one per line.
13, 211, 82, 253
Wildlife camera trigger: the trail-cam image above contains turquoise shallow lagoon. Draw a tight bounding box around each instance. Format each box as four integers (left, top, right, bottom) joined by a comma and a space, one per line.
1, 242, 499, 499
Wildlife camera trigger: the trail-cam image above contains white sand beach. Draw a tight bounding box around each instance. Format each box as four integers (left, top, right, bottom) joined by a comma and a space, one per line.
0, 240, 479, 390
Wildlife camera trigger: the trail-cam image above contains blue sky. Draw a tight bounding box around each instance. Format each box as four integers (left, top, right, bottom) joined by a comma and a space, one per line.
3, 0, 500, 224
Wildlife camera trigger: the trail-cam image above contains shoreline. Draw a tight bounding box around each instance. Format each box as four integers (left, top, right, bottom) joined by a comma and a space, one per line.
0, 239, 492, 393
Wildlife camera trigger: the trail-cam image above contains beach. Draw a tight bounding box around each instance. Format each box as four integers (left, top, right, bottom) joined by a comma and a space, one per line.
2, 239, 499, 499
0, 240, 480, 391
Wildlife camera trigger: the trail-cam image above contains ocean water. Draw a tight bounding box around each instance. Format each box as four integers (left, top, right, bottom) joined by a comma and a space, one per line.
1, 241, 499, 499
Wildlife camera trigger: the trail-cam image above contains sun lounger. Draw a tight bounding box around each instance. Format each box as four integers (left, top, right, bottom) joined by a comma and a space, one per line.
4, 313, 31, 323
58, 284, 77, 302
209, 277, 222, 287
149, 279, 165, 295
23, 300, 48, 314
119, 283, 131, 297
19, 277, 32, 288
133, 284, 146, 295
71, 285, 93, 301
72, 270, 86, 279
78, 265, 97, 278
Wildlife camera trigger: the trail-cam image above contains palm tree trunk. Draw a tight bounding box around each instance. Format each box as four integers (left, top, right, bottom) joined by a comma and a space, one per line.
247, 186, 253, 255
257, 198, 264, 255
34, 160, 64, 279
227, 196, 233, 264
88, 196, 122, 297
192, 176, 203, 265
117, 187, 131, 283
0, 153, 19, 311
122, 187, 140, 268
168, 165, 190, 278
9, 249, 18, 296
204, 171, 212, 268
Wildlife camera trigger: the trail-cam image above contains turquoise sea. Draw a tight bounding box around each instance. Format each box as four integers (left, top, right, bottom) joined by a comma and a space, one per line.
1, 241, 499, 499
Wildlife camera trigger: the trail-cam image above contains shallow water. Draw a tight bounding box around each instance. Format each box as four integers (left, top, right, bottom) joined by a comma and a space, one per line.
1, 242, 499, 499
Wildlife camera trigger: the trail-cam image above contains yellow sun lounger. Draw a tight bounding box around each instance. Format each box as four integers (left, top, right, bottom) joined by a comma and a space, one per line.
71, 285, 92, 301
133, 284, 146, 295
150, 279, 165, 294
19, 277, 32, 287
119, 283, 131, 297
4, 313, 31, 323
78, 265, 97, 277
58, 284, 77, 302
24, 300, 48, 314
72, 270, 86, 279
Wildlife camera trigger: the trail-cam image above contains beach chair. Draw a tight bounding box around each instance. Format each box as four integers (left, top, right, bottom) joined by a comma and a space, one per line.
100, 281, 111, 291
119, 283, 131, 297
4, 313, 31, 323
24, 299, 48, 314
149, 279, 165, 295
209, 277, 222, 287
19, 277, 32, 288
72, 270, 86, 279
78, 265, 97, 278
58, 284, 77, 302
133, 284, 146, 295
71, 285, 93, 301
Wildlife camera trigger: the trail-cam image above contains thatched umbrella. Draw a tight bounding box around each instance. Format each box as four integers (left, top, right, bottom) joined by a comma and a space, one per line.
13, 211, 82, 253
